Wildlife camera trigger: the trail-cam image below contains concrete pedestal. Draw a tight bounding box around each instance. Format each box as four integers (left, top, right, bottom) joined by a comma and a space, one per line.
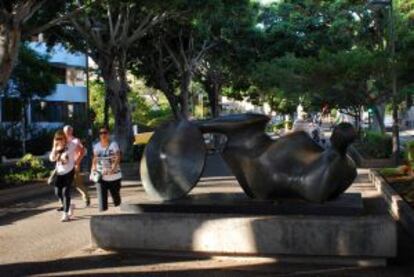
120, 193, 364, 216
90, 193, 396, 265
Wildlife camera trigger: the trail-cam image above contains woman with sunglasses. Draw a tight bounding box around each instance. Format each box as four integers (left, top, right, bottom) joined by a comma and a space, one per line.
49, 130, 77, 222
91, 127, 122, 211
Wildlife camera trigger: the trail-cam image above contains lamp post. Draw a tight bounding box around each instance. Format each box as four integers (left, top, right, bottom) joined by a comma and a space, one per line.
368, 0, 400, 165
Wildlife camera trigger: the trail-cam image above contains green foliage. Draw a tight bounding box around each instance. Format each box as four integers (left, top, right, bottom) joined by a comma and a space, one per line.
379, 167, 405, 177
405, 140, 414, 164
357, 131, 393, 159
2, 154, 49, 185
89, 80, 114, 128
89, 79, 172, 130
6, 44, 58, 99
241, 0, 414, 117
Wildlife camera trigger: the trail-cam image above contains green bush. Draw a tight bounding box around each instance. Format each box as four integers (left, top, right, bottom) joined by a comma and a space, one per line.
357, 131, 392, 159
2, 154, 49, 185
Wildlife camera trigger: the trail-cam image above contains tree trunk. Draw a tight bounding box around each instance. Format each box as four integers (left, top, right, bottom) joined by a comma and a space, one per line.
104, 92, 109, 127
164, 92, 180, 119
0, 25, 21, 91
102, 67, 133, 158
21, 99, 27, 155
179, 71, 192, 119
206, 82, 221, 118
392, 96, 400, 165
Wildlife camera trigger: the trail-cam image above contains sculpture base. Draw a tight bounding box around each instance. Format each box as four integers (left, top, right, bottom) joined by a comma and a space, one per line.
120, 193, 364, 216
91, 193, 396, 265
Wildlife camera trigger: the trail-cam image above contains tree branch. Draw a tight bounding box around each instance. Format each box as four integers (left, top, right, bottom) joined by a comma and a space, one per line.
107, 1, 115, 45
178, 30, 189, 70
125, 13, 152, 46
70, 18, 107, 55
194, 40, 216, 63
25, 4, 88, 37
126, 12, 167, 46
162, 38, 182, 73
21, 0, 47, 24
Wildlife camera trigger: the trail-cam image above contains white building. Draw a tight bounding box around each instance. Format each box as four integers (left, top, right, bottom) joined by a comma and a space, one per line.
0, 42, 88, 131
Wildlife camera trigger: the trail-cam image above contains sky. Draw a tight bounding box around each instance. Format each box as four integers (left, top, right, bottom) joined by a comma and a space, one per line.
257, 0, 279, 5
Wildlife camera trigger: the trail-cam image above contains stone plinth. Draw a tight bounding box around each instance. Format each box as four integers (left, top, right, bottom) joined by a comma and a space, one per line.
90, 193, 396, 265
120, 193, 364, 216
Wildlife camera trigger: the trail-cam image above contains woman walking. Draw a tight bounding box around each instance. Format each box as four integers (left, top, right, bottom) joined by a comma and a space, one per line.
91, 127, 122, 212
49, 130, 76, 222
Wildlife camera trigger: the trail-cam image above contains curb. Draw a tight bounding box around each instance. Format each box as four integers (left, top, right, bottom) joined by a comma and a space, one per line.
370, 170, 414, 238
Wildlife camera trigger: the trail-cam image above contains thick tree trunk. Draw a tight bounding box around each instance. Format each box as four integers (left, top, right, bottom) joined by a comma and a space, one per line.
0, 25, 21, 91
102, 67, 133, 158
179, 71, 192, 119
206, 82, 221, 118
164, 92, 180, 119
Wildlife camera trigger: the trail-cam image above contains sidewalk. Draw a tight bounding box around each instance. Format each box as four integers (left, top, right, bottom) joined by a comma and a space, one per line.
0, 170, 414, 276
0, 182, 52, 207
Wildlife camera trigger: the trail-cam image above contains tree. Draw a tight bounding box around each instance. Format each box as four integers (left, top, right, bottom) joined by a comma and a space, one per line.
196, 2, 259, 118
245, 1, 394, 124
132, 0, 256, 119
61, 0, 167, 155
4, 44, 58, 154
0, 0, 82, 91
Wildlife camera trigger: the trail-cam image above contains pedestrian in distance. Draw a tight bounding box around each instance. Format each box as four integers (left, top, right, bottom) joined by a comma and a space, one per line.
90, 126, 122, 212
49, 130, 77, 222
63, 125, 91, 207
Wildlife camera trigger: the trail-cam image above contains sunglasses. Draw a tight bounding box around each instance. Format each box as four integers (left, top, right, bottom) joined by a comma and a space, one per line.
99, 131, 109, 135
55, 137, 64, 141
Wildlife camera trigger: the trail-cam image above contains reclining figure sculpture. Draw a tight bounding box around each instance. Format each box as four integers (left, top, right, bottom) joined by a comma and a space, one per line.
140, 113, 357, 203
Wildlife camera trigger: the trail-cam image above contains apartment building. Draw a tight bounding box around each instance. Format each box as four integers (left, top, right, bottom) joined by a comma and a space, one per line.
0, 41, 88, 131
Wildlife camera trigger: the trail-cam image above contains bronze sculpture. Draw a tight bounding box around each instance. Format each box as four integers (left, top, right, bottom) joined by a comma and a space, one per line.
140, 113, 357, 203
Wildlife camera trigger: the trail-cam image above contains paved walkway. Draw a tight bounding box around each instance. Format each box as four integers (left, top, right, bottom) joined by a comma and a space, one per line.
1, 167, 414, 276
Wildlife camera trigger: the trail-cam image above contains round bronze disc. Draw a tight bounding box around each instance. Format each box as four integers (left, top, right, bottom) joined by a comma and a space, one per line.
140, 120, 206, 200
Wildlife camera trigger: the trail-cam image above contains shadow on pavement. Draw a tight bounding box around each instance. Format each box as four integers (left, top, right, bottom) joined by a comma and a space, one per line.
0, 207, 56, 226
0, 252, 211, 277
2, 251, 414, 277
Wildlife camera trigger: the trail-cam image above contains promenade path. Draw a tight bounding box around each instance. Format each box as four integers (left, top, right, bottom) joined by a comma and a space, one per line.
0, 156, 414, 276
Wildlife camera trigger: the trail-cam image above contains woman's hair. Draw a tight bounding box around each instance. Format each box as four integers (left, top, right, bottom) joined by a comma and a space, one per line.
54, 130, 67, 143
99, 125, 110, 132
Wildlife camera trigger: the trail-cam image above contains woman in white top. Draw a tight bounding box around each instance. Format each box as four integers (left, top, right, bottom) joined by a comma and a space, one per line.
91, 127, 122, 212
49, 130, 76, 222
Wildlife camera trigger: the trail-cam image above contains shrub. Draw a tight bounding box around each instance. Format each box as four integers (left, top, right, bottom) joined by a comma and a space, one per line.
2, 154, 49, 185
357, 131, 392, 159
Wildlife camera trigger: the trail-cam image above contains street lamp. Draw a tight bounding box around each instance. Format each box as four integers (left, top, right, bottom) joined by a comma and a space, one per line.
367, 0, 400, 165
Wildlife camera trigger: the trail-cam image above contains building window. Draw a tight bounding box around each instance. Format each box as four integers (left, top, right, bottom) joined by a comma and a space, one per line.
73, 103, 86, 118
31, 101, 47, 122
1, 98, 21, 122
31, 101, 69, 122
31, 101, 85, 123
67, 68, 85, 86
54, 66, 66, 84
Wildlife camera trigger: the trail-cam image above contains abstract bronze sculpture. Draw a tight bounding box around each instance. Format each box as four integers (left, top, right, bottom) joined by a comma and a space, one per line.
140, 113, 357, 203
